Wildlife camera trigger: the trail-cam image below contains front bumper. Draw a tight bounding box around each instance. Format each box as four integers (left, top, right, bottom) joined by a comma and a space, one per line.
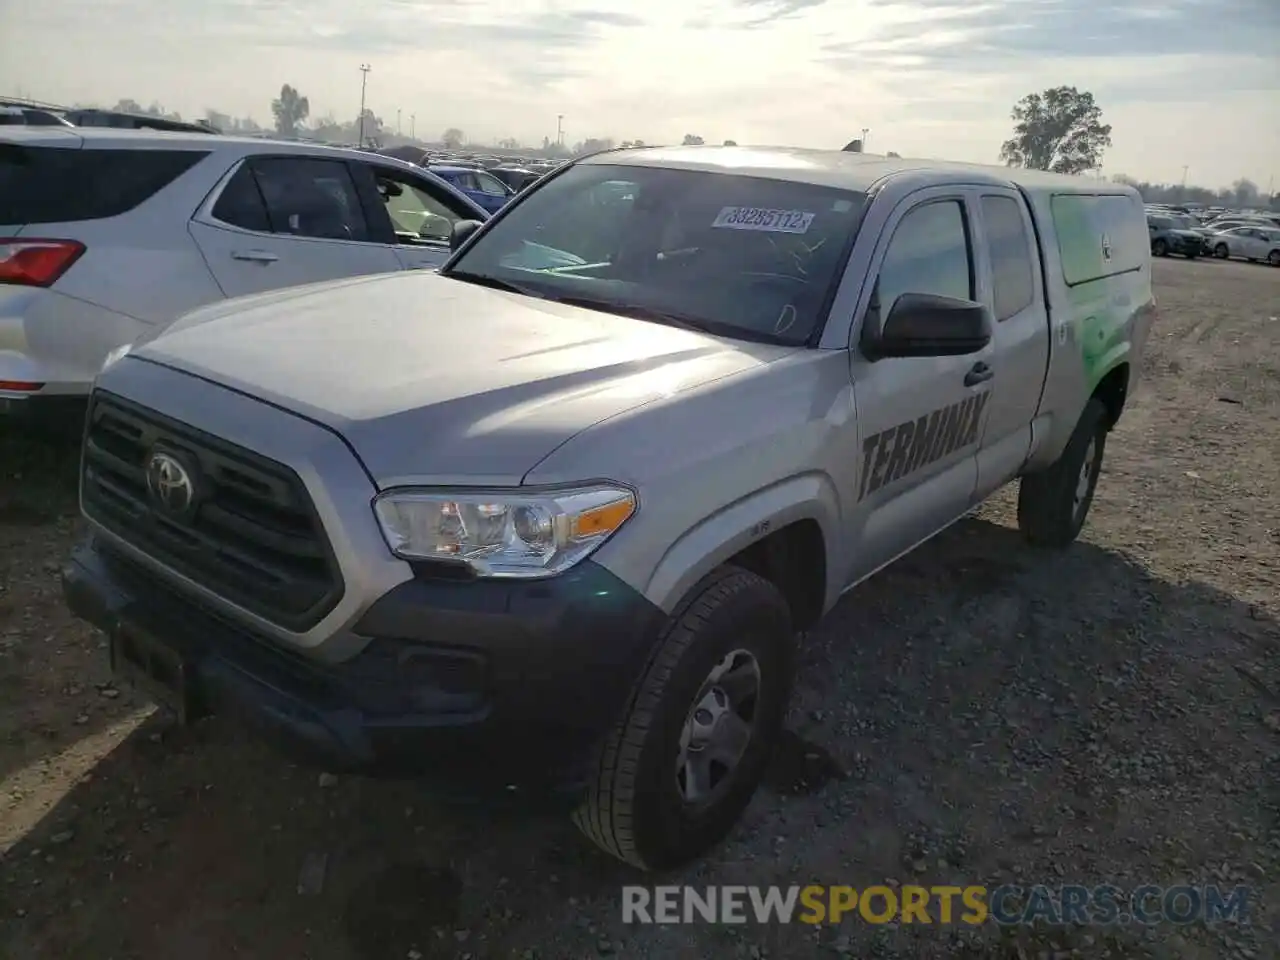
63, 536, 666, 796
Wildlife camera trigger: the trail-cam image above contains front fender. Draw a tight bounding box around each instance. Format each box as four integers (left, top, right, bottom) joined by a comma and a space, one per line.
637, 473, 842, 616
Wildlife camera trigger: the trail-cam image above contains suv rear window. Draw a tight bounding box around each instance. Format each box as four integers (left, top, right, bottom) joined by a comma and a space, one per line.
0, 144, 208, 223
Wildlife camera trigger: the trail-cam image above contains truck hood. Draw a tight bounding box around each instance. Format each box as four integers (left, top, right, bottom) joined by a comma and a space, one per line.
135, 271, 795, 485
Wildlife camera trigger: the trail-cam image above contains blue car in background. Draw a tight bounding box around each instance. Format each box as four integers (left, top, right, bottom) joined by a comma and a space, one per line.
428, 165, 515, 214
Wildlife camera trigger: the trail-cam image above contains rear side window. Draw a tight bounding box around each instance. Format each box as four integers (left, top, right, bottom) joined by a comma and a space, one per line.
0, 145, 207, 224
980, 195, 1035, 320
1051, 194, 1146, 286
250, 156, 369, 242
211, 163, 270, 232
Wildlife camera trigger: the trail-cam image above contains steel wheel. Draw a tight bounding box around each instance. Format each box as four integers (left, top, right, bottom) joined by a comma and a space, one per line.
676, 649, 761, 807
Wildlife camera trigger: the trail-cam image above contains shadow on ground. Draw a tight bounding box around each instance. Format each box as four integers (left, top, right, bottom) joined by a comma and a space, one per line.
0, 515, 1275, 960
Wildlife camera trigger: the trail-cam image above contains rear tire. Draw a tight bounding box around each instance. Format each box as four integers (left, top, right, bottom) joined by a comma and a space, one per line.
1269, 250, 1280, 267
1017, 398, 1109, 548
572, 566, 793, 871
1152, 239, 1168, 257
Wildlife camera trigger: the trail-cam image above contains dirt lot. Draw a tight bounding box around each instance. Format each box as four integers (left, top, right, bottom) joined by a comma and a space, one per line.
1, 258, 1277, 960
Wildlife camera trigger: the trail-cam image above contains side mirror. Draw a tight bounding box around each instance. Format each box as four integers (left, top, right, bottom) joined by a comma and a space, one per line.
449, 219, 484, 251
863, 292, 991, 360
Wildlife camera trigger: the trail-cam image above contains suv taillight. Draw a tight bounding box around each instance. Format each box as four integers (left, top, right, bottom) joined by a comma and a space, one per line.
0, 239, 86, 287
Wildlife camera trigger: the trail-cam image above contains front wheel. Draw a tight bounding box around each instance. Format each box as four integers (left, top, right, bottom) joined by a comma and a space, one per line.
1152, 239, 1168, 257
573, 566, 794, 870
1017, 398, 1109, 548
1215, 244, 1230, 259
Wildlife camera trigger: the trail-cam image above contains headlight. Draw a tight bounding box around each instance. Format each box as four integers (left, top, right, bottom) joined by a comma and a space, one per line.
100, 343, 132, 373
372, 485, 636, 578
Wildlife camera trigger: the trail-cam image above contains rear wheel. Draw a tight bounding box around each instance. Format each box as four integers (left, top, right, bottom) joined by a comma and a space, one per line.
1152, 239, 1168, 257
572, 566, 794, 870
1215, 243, 1230, 259
1269, 250, 1280, 267
1017, 398, 1108, 548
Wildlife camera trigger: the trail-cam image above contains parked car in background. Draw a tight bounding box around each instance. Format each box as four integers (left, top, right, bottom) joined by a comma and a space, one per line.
1209, 226, 1280, 265
0, 127, 488, 419
1146, 214, 1203, 258
0, 104, 74, 127
63, 109, 220, 134
490, 166, 541, 192
427, 164, 515, 213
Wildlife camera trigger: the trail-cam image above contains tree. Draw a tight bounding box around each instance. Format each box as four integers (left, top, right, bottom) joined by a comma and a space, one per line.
682, 134, 705, 145
723, 139, 738, 146
497, 137, 520, 150
1231, 178, 1259, 208
886, 151, 901, 158
999, 86, 1112, 175
442, 127, 465, 148
113, 98, 143, 114
271, 84, 310, 137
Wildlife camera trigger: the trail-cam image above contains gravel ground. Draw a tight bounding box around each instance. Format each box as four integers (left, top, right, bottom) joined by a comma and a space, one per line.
1, 257, 1277, 960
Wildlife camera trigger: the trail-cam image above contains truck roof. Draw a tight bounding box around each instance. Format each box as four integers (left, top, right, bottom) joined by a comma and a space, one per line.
582, 145, 1135, 197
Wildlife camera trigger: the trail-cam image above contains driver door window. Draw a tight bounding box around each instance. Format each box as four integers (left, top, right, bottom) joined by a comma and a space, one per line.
474, 172, 510, 198
876, 199, 973, 313
372, 169, 463, 246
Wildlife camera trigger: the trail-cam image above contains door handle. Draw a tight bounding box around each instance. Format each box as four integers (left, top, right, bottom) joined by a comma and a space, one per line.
231, 249, 279, 263
964, 362, 993, 387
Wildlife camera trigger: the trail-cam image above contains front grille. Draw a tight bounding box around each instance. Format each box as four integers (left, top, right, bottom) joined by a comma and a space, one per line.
81, 391, 344, 631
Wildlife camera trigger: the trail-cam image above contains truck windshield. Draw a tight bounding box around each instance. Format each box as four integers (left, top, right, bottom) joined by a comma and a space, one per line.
442, 162, 868, 345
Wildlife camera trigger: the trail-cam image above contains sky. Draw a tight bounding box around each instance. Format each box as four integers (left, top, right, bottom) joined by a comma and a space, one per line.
1, 0, 1277, 190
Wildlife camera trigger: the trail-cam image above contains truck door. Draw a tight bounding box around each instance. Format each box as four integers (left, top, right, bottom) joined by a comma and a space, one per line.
971, 189, 1050, 500
846, 191, 994, 585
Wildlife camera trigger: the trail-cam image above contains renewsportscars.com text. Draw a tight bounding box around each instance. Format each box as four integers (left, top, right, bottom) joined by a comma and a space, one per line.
621, 884, 1251, 926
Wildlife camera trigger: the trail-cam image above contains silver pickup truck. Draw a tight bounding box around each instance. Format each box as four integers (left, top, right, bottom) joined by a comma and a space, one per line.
62, 146, 1156, 870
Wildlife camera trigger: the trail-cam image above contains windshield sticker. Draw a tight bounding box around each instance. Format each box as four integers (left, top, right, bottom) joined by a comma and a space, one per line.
832, 199, 854, 213
712, 207, 815, 234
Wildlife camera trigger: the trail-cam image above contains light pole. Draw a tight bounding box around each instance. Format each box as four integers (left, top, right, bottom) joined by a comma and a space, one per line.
396, 108, 401, 136
358, 63, 371, 147
410, 114, 415, 139
557, 114, 564, 148
861, 127, 869, 151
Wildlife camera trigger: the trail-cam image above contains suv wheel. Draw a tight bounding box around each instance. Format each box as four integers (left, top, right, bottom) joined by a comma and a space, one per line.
1215, 243, 1229, 259
1152, 238, 1168, 257
572, 566, 793, 870
1016, 398, 1109, 548
1269, 250, 1280, 266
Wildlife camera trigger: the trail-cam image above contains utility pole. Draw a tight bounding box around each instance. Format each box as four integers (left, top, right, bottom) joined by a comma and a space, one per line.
357, 63, 371, 147
557, 114, 564, 148
1181, 165, 1188, 188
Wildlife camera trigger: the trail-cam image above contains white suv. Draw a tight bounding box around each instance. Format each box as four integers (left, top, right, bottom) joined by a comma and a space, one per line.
0, 127, 489, 418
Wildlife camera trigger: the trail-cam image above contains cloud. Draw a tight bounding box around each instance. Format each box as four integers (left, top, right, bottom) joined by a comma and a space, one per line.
0, 0, 1276, 188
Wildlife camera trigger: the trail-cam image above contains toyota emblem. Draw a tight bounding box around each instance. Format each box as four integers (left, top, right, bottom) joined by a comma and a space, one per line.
145, 451, 196, 514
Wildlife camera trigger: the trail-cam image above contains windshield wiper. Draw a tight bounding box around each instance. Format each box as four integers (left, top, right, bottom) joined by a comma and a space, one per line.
548, 295, 719, 334
445, 270, 544, 298
549, 295, 793, 345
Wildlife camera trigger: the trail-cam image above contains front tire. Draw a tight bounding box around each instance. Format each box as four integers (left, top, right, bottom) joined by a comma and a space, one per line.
1017, 398, 1109, 548
1152, 239, 1168, 257
572, 566, 793, 871
1215, 243, 1229, 259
